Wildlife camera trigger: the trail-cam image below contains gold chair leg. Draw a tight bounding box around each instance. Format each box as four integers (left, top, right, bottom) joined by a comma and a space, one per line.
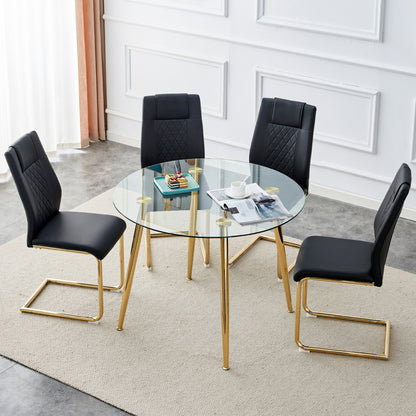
295, 278, 390, 360
21, 234, 125, 322
119, 234, 125, 289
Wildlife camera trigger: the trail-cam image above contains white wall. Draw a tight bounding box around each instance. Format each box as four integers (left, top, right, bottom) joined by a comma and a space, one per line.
104, 0, 416, 219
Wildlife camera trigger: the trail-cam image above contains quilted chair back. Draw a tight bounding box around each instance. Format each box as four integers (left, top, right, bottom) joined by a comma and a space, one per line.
249, 97, 316, 194
5, 131, 61, 247
141, 93, 205, 168
371, 163, 411, 286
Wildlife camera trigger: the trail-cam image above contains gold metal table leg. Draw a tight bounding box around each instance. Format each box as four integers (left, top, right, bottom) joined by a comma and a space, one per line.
187, 190, 198, 280
216, 214, 231, 370
198, 209, 210, 266
219, 235, 230, 370
277, 244, 283, 280
146, 227, 152, 269
274, 226, 293, 312
187, 238, 196, 280
117, 224, 144, 330
204, 237, 210, 265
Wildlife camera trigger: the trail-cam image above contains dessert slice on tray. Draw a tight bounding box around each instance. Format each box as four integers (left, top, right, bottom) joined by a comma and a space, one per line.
165, 171, 188, 188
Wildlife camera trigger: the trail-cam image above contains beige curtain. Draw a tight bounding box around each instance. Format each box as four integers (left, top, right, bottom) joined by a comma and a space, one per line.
75, 0, 106, 147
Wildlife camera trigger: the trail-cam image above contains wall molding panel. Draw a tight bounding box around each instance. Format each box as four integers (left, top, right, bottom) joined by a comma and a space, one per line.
411, 99, 416, 164
127, 0, 228, 16
124, 45, 228, 119
106, 126, 250, 151
204, 135, 250, 151
311, 160, 416, 189
256, 69, 380, 153
106, 108, 139, 122
105, 1, 416, 214
106, 128, 416, 220
106, 107, 250, 150
256, 0, 385, 41
103, 14, 416, 78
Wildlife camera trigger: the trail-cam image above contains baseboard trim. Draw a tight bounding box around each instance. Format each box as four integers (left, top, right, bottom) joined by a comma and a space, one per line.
106, 130, 415, 221
107, 131, 139, 148
310, 183, 416, 221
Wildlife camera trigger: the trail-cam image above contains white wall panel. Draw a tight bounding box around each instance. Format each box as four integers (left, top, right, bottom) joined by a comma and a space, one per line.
256, 69, 380, 153
257, 0, 384, 40
104, 0, 416, 218
128, 0, 227, 16
125, 46, 227, 118
412, 99, 416, 164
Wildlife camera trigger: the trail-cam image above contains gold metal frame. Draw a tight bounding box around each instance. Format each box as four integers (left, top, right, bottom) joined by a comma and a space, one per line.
21, 235, 125, 323
144, 161, 210, 279
229, 233, 299, 274
295, 277, 390, 360
228, 227, 294, 313
118, 224, 143, 331
117, 214, 230, 370
217, 214, 231, 370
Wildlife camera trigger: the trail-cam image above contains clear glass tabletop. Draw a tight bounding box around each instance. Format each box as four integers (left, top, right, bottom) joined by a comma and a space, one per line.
113, 158, 305, 239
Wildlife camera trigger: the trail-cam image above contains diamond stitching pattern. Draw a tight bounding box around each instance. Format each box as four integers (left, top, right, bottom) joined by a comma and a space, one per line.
156, 120, 188, 162
374, 180, 397, 238
264, 123, 298, 178
24, 160, 56, 226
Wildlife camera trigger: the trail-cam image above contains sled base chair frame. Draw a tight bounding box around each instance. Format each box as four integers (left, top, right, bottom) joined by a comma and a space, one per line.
295, 277, 390, 360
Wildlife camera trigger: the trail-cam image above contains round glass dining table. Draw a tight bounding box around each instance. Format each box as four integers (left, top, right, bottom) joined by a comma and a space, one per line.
113, 158, 305, 370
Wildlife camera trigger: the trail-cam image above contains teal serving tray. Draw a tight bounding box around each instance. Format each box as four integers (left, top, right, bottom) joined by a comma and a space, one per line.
153, 174, 200, 197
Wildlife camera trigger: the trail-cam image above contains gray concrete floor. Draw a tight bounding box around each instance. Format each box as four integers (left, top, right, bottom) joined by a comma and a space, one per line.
0, 140, 415, 415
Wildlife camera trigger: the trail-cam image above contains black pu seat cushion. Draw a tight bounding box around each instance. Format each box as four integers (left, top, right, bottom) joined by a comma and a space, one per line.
293, 236, 375, 284
32, 211, 126, 260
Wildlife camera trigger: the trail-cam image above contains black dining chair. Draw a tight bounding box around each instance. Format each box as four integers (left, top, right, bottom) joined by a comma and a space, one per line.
5, 131, 126, 322
229, 97, 316, 308
141, 93, 209, 277
293, 163, 411, 359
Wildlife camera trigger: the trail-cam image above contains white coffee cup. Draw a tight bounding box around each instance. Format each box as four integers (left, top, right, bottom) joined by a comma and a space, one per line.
230, 181, 247, 197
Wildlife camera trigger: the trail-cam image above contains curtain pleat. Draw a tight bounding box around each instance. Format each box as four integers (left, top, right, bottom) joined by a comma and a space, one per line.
75, 0, 106, 147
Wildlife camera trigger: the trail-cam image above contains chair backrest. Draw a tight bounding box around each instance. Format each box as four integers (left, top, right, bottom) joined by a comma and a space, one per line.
371, 163, 411, 286
249, 97, 316, 194
140, 93, 205, 168
4, 131, 61, 247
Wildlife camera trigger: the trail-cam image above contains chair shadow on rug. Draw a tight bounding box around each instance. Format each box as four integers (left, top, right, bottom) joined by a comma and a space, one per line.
293, 163, 411, 359
5, 131, 126, 322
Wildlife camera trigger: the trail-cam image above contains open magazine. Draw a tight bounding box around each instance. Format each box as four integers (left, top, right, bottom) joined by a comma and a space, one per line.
207, 183, 292, 225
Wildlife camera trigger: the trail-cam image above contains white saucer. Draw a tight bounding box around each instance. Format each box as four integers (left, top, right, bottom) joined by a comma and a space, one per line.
225, 188, 252, 199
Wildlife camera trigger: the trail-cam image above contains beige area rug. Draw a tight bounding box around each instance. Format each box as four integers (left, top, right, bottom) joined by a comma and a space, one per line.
1, 190, 416, 415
